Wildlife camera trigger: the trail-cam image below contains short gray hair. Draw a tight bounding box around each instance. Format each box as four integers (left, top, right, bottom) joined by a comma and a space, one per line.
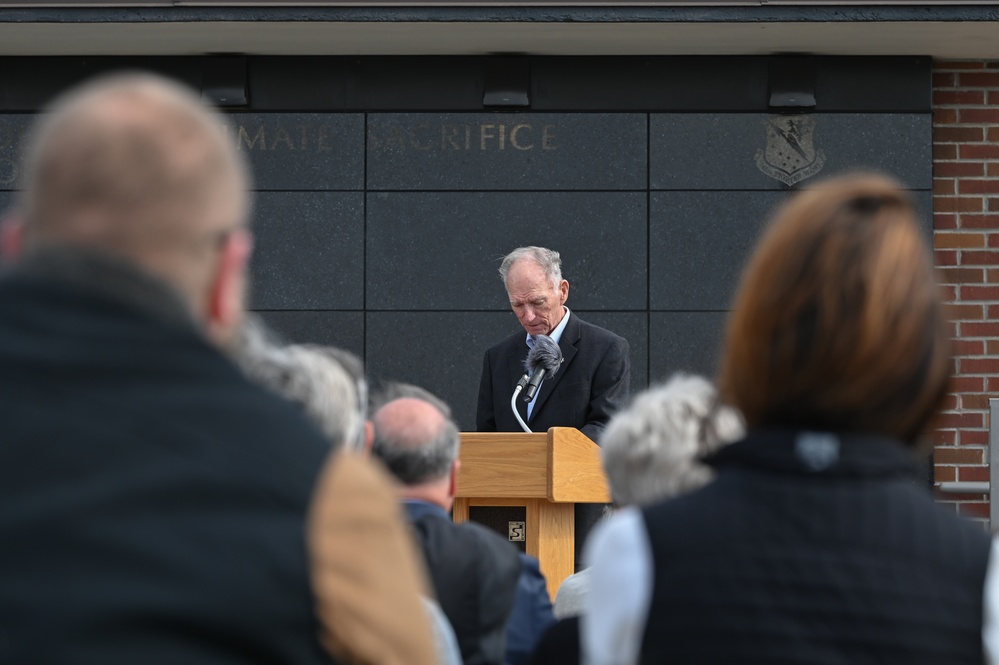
499, 246, 563, 289
232, 317, 368, 452
371, 387, 460, 486
600, 373, 744, 507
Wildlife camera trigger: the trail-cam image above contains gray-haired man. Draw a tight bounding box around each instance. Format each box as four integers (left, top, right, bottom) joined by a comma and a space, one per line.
476, 246, 630, 442
373, 387, 556, 665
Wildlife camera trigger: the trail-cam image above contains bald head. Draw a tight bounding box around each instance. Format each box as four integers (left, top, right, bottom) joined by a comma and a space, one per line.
376, 398, 448, 448
371, 394, 460, 487
12, 73, 251, 339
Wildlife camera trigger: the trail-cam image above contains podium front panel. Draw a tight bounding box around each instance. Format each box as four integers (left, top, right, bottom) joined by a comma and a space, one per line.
469, 506, 528, 554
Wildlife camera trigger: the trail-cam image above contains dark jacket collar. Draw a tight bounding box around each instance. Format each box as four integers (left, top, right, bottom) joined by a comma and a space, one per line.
704, 428, 921, 481
4, 247, 198, 333
403, 499, 451, 523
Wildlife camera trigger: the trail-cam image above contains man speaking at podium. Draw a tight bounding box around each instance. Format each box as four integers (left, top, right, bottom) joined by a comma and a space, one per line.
476, 246, 630, 567
476, 245, 630, 445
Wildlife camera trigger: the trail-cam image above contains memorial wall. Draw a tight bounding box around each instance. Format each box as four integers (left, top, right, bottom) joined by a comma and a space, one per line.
0, 56, 932, 430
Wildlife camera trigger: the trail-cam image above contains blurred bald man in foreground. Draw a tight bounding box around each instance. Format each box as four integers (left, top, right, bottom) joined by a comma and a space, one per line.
0, 73, 433, 665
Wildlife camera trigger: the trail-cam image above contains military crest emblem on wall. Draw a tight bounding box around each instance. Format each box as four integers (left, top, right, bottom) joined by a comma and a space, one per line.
755, 115, 826, 186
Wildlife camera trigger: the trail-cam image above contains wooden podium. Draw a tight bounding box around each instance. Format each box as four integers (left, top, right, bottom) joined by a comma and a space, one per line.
453, 427, 610, 599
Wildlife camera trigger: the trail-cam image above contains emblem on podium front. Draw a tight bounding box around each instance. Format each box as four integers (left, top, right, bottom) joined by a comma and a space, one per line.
755, 115, 826, 186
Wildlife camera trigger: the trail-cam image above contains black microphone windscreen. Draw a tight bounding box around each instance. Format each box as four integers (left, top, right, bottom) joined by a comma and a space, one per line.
525, 334, 563, 376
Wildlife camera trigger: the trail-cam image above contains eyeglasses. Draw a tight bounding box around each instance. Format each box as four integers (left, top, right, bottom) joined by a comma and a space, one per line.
199, 223, 246, 254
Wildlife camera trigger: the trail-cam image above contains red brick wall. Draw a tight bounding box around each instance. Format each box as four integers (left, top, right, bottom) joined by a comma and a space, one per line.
932, 60, 999, 525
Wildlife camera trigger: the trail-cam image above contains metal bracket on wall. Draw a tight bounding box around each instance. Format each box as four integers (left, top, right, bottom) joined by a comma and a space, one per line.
202, 55, 248, 108
483, 56, 530, 108
768, 55, 816, 111
935, 398, 998, 528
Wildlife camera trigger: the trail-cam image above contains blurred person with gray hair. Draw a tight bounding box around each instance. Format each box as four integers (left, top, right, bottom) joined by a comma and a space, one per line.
234, 323, 464, 665
550, 373, 743, 621
0, 72, 434, 665
600, 373, 744, 509
234, 316, 368, 452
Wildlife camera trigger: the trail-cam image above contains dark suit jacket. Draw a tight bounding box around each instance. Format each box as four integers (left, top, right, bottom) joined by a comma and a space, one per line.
404, 501, 521, 665
476, 312, 630, 442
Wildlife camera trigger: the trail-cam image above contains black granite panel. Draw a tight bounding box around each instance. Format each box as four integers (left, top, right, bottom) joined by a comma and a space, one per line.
0, 115, 33, 191
249, 192, 363, 310
222, 113, 363, 190
651, 191, 783, 311
365, 311, 513, 431
915, 190, 934, 239
254, 310, 364, 361
651, 188, 931, 311
649, 312, 729, 383
576, 311, 649, 393
650, 114, 931, 190
532, 57, 769, 111
366, 311, 647, 432
366, 192, 647, 311
367, 113, 646, 190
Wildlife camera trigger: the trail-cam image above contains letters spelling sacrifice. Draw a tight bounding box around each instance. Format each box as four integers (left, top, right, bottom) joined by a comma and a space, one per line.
224, 122, 557, 153
368, 123, 557, 152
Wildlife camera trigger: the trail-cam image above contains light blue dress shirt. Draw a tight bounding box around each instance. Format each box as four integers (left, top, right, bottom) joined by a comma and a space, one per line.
525, 307, 570, 419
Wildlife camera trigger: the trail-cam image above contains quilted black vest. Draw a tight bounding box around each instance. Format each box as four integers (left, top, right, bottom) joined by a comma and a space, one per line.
640, 429, 991, 665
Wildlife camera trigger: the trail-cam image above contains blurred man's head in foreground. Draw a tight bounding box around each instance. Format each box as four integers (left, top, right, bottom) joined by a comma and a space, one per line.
3, 72, 252, 346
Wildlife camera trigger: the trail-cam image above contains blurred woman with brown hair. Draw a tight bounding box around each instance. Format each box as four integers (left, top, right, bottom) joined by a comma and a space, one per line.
582, 174, 994, 665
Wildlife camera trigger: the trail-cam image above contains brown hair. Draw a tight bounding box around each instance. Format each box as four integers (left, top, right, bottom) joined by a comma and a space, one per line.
718, 173, 951, 446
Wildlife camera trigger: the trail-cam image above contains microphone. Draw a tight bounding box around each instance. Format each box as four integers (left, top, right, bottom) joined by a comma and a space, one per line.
510, 370, 532, 433
522, 334, 563, 403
